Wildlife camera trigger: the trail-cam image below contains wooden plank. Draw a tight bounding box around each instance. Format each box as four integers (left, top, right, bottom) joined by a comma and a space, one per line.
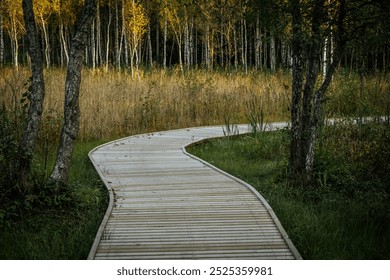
87, 125, 302, 260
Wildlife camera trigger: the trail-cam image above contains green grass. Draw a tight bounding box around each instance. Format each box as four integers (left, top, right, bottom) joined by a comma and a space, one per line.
187, 126, 390, 259
0, 141, 108, 259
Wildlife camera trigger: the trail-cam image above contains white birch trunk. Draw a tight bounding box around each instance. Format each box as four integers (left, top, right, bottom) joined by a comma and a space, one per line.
40, 19, 51, 68
96, 3, 102, 66
189, 19, 194, 67
20, 0, 46, 192
255, 16, 262, 70
91, 20, 96, 69
85, 46, 88, 65
206, 24, 211, 68
114, 0, 119, 69
105, 6, 112, 72
330, 31, 334, 64
242, 19, 248, 73
60, 23, 69, 66
50, 0, 97, 185
124, 36, 129, 67
13, 32, 19, 69
184, 22, 189, 67
270, 32, 276, 71
322, 36, 328, 79
155, 23, 160, 64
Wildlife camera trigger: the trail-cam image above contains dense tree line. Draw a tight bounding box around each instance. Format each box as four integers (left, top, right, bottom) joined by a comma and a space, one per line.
1, 0, 389, 73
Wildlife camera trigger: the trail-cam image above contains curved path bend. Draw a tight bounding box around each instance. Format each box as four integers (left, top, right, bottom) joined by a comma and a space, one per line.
88, 124, 301, 260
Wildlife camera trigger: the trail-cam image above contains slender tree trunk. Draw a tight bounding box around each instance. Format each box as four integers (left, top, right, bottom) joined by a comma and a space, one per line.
178, 36, 183, 72
206, 24, 210, 68
124, 36, 129, 67
255, 15, 262, 70
114, 0, 119, 69
220, 17, 224, 68
60, 32, 64, 66
0, 14, 4, 65
248, 26, 253, 69
323, 36, 328, 79
184, 21, 189, 68
96, 2, 102, 67
59, 23, 69, 66
270, 32, 276, 71
147, 23, 153, 68
10, 22, 19, 69
189, 19, 194, 67
156, 22, 160, 64
49, 0, 97, 186
172, 27, 183, 72
234, 27, 238, 70
91, 20, 96, 69
41, 19, 50, 69
194, 28, 198, 66
85, 46, 89, 66
243, 19, 248, 73
130, 46, 134, 78
263, 28, 268, 69
135, 35, 141, 74
201, 34, 205, 67
20, 0, 46, 193
210, 29, 215, 68
163, 18, 167, 69
281, 40, 287, 69
240, 20, 244, 68
105, 6, 112, 72
50, 23, 55, 65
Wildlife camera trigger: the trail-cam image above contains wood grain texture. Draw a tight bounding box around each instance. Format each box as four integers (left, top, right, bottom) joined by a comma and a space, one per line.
88, 124, 302, 260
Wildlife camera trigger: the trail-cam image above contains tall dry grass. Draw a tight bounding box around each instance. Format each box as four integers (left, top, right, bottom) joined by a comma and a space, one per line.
1, 67, 388, 142
1, 67, 292, 142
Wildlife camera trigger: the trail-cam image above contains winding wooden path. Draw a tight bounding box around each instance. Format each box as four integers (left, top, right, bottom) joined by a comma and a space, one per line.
87, 124, 301, 260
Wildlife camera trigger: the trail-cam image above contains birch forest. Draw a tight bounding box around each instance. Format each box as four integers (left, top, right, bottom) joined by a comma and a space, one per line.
1, 0, 389, 73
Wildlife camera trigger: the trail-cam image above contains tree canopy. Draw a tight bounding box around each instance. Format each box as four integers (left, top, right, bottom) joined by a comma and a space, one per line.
0, 0, 388, 71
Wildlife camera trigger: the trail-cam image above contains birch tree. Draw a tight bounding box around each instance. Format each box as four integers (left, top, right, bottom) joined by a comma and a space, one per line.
56, 0, 84, 66
160, 0, 190, 72
18, 0, 46, 193
49, 0, 97, 186
158, 0, 168, 68
289, 0, 347, 185
2, 0, 25, 68
33, 0, 59, 69
123, 0, 148, 78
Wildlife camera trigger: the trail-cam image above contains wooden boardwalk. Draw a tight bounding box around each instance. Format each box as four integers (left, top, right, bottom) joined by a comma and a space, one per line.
87, 124, 301, 260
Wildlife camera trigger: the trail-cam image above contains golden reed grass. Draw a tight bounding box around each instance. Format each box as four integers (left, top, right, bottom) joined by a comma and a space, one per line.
1, 67, 388, 142
1, 67, 291, 142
